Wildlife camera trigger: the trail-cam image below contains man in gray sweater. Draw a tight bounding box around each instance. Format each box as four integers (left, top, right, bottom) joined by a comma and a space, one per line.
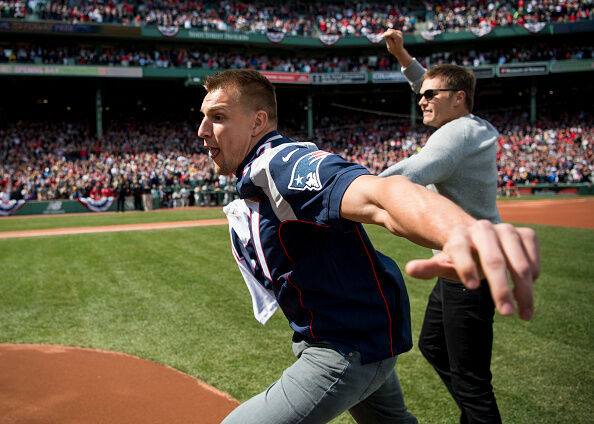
381, 29, 503, 424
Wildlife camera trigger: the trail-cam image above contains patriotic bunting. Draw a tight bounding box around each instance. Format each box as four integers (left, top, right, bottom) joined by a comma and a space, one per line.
266, 31, 286, 44
0, 199, 25, 216
157, 25, 180, 38
319, 33, 341, 46
420, 29, 442, 41
523, 22, 546, 34
471, 24, 493, 38
77, 197, 115, 213
366, 33, 384, 44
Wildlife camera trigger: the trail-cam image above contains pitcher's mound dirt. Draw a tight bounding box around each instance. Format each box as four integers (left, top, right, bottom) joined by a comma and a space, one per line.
0, 344, 239, 424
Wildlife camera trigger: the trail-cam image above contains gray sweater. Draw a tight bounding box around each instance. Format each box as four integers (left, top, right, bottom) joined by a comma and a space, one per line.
379, 59, 501, 224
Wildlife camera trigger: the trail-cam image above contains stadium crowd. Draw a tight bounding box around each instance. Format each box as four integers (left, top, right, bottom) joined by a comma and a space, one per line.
425, 0, 592, 33
1, 42, 591, 73
1, 1, 591, 36
310, 111, 593, 196
2, 112, 592, 206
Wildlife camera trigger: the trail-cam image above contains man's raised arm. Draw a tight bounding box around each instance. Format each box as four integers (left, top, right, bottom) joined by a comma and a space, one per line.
382, 29, 414, 68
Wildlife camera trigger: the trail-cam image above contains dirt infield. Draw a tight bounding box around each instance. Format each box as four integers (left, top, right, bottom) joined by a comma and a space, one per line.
1, 197, 592, 423
0, 344, 239, 424
497, 197, 594, 229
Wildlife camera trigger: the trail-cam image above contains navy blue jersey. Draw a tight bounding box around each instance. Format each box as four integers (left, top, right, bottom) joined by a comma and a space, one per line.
234, 131, 412, 364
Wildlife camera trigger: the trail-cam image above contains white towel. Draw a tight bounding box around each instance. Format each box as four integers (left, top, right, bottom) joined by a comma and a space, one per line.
223, 199, 279, 324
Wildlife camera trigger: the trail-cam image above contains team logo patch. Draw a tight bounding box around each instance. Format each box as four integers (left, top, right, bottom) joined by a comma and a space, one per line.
288, 151, 331, 191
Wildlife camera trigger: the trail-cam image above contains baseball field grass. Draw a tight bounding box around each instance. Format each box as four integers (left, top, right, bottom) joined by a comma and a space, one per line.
0, 208, 592, 423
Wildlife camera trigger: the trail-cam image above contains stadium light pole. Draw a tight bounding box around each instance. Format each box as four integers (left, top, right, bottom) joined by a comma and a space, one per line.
307, 88, 313, 138
530, 80, 537, 126
96, 82, 103, 139
410, 90, 417, 127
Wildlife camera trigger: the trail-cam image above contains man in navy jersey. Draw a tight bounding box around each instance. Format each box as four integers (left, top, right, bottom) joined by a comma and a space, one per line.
197, 69, 539, 424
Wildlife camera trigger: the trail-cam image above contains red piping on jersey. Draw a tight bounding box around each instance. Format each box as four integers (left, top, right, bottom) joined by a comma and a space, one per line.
355, 225, 394, 357
286, 272, 315, 339
278, 220, 331, 340
230, 241, 243, 262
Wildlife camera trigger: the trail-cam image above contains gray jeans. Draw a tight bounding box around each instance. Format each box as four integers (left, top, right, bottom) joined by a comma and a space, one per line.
221, 340, 418, 424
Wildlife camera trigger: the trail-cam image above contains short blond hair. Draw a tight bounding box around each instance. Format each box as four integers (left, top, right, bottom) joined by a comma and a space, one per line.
203, 69, 277, 125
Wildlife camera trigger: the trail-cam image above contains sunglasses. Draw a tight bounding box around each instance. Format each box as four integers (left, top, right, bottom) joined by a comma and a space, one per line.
417, 88, 462, 102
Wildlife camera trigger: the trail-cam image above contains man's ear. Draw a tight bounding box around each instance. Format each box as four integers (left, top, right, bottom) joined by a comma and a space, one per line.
455, 91, 466, 107
252, 110, 269, 136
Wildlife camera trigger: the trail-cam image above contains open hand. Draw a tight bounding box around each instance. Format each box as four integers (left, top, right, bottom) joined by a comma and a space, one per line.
405, 221, 540, 321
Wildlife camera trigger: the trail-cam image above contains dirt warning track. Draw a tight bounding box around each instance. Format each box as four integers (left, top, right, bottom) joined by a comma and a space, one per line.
1, 197, 592, 240
497, 197, 594, 229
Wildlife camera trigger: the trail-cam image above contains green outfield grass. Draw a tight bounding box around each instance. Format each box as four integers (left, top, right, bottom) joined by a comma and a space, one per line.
0, 209, 592, 423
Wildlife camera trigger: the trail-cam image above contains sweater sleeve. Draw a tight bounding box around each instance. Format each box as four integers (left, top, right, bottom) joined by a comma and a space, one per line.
401, 59, 426, 93
379, 118, 469, 186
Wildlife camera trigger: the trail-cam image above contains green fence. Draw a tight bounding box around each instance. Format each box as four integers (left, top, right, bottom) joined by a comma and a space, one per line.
8, 190, 239, 216
516, 183, 594, 196
11, 198, 118, 216
5, 185, 591, 217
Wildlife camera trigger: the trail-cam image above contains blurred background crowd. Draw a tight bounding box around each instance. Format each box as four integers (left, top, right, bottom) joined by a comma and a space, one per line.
1, 0, 592, 207
2, 0, 591, 35
2, 111, 592, 205
1, 42, 592, 72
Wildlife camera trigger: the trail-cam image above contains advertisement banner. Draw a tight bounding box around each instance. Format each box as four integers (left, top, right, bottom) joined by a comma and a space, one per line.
498, 63, 549, 77
187, 29, 251, 42
310, 72, 368, 85
371, 71, 407, 83
550, 59, 594, 73
470, 66, 495, 79
0, 64, 142, 78
0, 20, 100, 34
261, 72, 310, 84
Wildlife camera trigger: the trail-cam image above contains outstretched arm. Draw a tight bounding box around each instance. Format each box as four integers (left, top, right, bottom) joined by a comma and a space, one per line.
340, 174, 539, 321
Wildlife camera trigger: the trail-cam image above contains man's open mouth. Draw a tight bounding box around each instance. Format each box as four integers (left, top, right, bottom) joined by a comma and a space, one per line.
208, 147, 220, 159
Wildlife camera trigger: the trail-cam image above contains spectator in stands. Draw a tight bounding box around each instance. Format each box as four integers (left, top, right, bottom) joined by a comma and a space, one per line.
131, 179, 143, 210
171, 187, 181, 208
115, 178, 128, 212
10, 0, 592, 35
4, 42, 591, 72
1, 113, 591, 205
179, 185, 190, 207
142, 177, 152, 211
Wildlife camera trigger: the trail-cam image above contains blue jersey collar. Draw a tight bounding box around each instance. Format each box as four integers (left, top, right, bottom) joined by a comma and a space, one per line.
235, 130, 283, 177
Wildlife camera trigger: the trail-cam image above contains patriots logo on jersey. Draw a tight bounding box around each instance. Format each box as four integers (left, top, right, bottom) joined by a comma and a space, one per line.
288, 150, 331, 191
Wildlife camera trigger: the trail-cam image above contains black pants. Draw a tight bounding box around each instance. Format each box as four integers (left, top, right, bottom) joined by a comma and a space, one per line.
116, 196, 126, 212
418, 278, 501, 424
